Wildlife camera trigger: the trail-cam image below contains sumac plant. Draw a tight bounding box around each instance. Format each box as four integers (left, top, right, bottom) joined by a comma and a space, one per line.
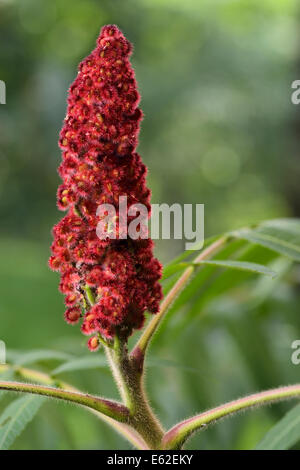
1, 25, 300, 451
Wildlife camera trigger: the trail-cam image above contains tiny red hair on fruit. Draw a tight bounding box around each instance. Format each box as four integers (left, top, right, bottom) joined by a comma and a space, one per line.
49, 25, 162, 347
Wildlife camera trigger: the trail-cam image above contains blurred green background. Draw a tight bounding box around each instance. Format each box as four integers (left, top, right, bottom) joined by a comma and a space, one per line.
0, 0, 300, 450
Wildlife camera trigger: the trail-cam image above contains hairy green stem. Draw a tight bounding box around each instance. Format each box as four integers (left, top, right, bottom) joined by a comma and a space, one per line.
106, 335, 164, 449
0, 364, 149, 449
84, 280, 164, 448
104, 338, 133, 409
132, 236, 228, 361
162, 384, 300, 449
84, 284, 97, 308
0, 379, 128, 422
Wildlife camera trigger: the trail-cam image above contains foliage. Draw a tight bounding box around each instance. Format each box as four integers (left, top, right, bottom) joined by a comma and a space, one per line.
1, 0, 300, 451
1, 219, 300, 449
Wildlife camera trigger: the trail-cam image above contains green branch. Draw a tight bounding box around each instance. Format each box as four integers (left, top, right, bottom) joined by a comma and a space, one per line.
131, 236, 228, 361
105, 337, 165, 449
104, 335, 134, 409
84, 284, 96, 307
162, 384, 300, 449
0, 364, 148, 449
0, 380, 129, 423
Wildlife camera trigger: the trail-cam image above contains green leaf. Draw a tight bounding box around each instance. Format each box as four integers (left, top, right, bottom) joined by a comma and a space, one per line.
7, 349, 73, 366
255, 403, 300, 450
195, 259, 277, 277
162, 235, 220, 271
0, 395, 44, 450
162, 263, 188, 280
161, 239, 252, 317
232, 219, 300, 262
158, 218, 300, 343
51, 355, 108, 376
163, 259, 276, 279
156, 242, 279, 342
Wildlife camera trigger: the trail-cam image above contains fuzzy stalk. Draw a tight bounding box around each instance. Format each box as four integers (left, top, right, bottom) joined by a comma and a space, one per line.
0, 380, 128, 422
83, 283, 164, 448
106, 334, 164, 449
162, 384, 300, 449
0, 364, 149, 449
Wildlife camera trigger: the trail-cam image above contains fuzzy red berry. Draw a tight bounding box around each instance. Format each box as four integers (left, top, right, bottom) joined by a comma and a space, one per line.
88, 336, 100, 352
49, 24, 163, 347
64, 307, 81, 324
